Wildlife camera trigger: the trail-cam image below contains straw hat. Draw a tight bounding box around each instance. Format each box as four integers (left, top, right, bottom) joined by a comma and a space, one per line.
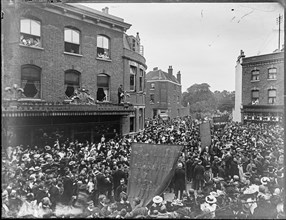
261, 177, 270, 185
205, 195, 217, 204
153, 196, 163, 204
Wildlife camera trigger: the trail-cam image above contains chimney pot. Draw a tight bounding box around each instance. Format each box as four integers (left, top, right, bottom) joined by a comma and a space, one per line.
153, 67, 158, 71
168, 66, 173, 76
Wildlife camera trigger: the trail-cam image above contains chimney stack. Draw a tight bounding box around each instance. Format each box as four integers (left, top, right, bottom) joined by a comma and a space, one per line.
177, 71, 181, 84
153, 67, 158, 71
168, 66, 173, 77
102, 7, 109, 14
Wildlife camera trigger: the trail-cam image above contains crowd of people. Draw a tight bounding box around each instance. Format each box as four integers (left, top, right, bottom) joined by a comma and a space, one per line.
1, 116, 285, 218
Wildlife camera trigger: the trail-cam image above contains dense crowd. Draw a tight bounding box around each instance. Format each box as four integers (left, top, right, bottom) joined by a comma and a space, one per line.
1, 116, 285, 218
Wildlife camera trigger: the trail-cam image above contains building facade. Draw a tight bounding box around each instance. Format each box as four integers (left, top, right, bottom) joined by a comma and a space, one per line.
1, 1, 146, 147
145, 66, 186, 119
234, 49, 284, 124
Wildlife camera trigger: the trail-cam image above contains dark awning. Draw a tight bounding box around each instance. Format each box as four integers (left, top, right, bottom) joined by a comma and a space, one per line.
2, 100, 134, 117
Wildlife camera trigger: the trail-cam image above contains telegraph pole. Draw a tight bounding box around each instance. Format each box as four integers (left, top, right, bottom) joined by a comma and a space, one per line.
276, 14, 283, 50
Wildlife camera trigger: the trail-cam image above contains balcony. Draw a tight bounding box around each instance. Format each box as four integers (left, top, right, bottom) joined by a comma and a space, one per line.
2, 99, 134, 118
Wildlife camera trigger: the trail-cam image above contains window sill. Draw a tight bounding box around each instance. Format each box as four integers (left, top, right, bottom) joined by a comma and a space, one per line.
19, 44, 44, 50
63, 52, 83, 57
267, 78, 277, 81
250, 80, 260, 82
96, 57, 112, 62
18, 98, 44, 102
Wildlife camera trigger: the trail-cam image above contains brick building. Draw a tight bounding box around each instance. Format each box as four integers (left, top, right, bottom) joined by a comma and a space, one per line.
233, 49, 284, 124
145, 66, 187, 119
1, 1, 146, 147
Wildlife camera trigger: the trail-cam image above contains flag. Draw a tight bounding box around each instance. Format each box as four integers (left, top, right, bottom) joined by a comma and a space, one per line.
127, 143, 183, 207
200, 121, 211, 149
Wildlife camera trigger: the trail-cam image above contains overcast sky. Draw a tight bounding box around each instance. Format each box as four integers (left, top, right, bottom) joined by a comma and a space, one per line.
81, 2, 284, 93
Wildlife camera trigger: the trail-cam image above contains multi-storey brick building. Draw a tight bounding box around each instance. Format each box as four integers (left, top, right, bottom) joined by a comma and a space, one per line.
1, 1, 146, 147
145, 66, 187, 119
233, 49, 284, 123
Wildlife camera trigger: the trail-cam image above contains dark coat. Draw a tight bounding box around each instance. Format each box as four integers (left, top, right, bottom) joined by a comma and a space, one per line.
112, 170, 126, 190
193, 164, 205, 180
173, 168, 186, 190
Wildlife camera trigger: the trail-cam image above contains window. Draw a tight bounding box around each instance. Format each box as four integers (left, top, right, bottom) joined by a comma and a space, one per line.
251, 90, 259, 104
268, 89, 276, 104
130, 66, 136, 91
64, 28, 80, 54
21, 64, 41, 99
97, 35, 110, 59
139, 69, 144, 92
151, 83, 155, 90
97, 74, 110, 101
268, 68, 277, 80
20, 18, 41, 47
150, 94, 155, 104
139, 108, 143, 130
64, 70, 80, 98
130, 116, 135, 132
251, 70, 259, 81
132, 39, 136, 51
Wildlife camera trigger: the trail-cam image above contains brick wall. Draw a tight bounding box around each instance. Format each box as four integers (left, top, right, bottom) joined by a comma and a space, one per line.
3, 3, 125, 103
241, 52, 284, 106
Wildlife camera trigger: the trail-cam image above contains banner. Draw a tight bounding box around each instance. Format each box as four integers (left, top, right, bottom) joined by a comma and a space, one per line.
200, 121, 212, 149
127, 143, 183, 207
213, 115, 229, 130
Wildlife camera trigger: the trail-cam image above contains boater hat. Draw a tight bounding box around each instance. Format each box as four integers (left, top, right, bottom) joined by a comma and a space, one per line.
205, 195, 217, 204
153, 196, 163, 204
261, 177, 270, 185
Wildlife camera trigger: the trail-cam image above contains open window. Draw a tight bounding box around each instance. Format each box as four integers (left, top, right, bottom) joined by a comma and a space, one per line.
20, 18, 41, 47
21, 64, 41, 99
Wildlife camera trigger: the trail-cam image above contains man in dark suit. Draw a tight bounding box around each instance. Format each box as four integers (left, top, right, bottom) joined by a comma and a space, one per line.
112, 165, 127, 198
118, 84, 124, 104
114, 178, 127, 202
193, 160, 205, 193
173, 163, 186, 200
48, 179, 60, 210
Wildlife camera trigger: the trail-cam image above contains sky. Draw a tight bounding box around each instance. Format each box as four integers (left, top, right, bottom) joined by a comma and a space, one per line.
80, 2, 284, 93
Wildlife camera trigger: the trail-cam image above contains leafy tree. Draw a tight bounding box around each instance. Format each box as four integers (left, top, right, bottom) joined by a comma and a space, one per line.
182, 83, 217, 115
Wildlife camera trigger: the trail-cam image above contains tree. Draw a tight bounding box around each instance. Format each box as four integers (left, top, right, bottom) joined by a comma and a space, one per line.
182, 83, 217, 115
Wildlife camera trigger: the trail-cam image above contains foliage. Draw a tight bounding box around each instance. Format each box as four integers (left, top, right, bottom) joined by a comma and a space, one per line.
182, 84, 235, 117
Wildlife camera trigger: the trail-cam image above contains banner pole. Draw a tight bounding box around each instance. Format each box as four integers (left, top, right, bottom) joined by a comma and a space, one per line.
184, 144, 188, 196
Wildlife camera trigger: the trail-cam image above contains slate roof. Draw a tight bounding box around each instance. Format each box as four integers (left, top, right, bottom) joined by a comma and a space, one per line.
146, 69, 180, 84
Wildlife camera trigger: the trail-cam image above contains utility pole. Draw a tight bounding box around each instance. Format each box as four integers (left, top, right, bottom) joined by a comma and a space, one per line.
276, 14, 283, 51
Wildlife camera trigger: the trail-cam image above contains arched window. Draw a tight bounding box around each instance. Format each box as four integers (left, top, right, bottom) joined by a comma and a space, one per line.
268, 89, 276, 104
20, 18, 41, 47
268, 68, 277, 79
21, 64, 41, 99
64, 27, 80, 54
251, 70, 259, 81
97, 73, 110, 101
97, 35, 110, 59
64, 70, 80, 98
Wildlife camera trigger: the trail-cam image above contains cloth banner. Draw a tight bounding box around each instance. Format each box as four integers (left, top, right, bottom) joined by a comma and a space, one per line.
200, 121, 211, 149
127, 143, 183, 208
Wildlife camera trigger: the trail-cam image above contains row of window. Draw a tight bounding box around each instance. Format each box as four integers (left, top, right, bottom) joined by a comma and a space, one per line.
20, 18, 111, 59
251, 68, 277, 81
19, 64, 145, 101
251, 88, 277, 104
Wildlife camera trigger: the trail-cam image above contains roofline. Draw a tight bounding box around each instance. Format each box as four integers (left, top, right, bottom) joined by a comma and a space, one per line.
146, 79, 182, 86
50, 3, 132, 31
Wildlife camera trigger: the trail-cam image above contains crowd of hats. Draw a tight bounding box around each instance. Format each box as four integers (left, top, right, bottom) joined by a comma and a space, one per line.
1, 116, 285, 218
